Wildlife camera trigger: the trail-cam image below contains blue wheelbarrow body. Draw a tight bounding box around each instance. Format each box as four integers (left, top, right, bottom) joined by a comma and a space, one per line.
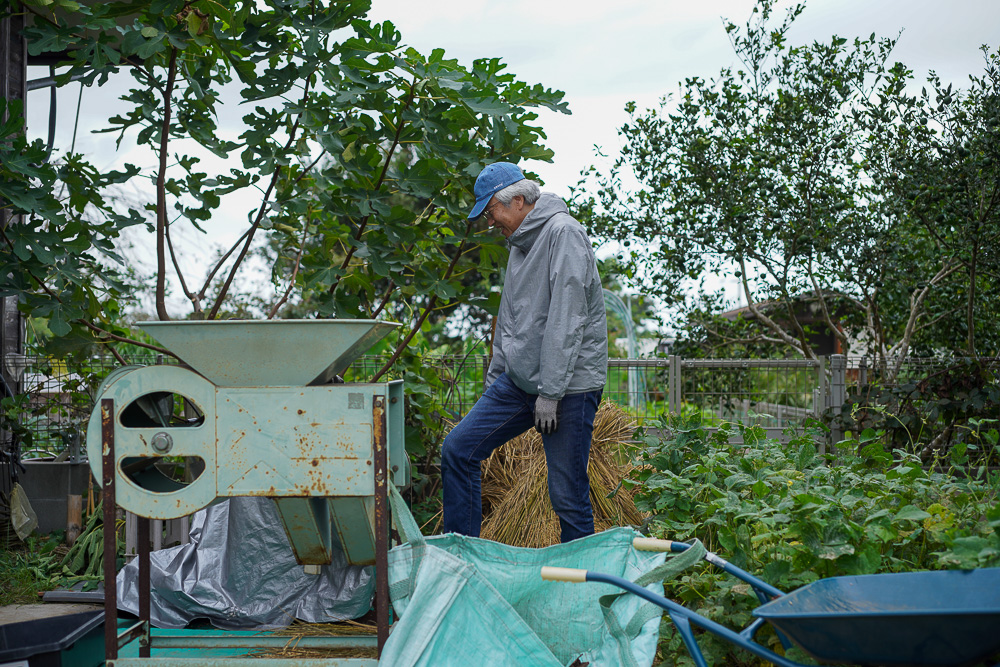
755, 568, 1000, 666
542, 540, 1000, 667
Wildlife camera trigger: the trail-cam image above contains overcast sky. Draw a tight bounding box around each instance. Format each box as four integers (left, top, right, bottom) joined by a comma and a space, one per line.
30, 0, 1000, 193
24, 0, 1000, 312
366, 0, 1000, 197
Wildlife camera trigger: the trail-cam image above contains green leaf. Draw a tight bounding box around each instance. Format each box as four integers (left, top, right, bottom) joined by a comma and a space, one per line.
463, 97, 511, 115
816, 543, 854, 560
468, 292, 502, 316
48, 316, 72, 337
894, 505, 931, 523
342, 141, 357, 162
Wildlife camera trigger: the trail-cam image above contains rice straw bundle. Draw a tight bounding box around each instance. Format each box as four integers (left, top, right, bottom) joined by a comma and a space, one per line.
251, 620, 379, 660
269, 619, 377, 636
480, 400, 643, 548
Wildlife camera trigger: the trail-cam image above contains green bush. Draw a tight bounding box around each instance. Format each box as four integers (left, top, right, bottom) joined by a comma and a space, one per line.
631, 413, 1000, 666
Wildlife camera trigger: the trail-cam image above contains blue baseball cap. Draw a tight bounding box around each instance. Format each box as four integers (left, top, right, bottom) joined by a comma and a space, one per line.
468, 162, 525, 220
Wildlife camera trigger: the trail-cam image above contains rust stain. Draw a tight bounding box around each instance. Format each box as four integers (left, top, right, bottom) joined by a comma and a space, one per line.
311, 459, 319, 467
298, 409, 305, 415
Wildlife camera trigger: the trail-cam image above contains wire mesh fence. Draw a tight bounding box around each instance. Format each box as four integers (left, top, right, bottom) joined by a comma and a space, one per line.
10, 351, 165, 460
8, 351, 997, 460
844, 355, 1000, 391
679, 358, 822, 436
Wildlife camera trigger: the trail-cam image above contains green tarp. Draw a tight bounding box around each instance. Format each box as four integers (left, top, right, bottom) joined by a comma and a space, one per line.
382, 486, 706, 666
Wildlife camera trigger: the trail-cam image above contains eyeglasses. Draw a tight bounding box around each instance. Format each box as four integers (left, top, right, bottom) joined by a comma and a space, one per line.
483, 200, 501, 220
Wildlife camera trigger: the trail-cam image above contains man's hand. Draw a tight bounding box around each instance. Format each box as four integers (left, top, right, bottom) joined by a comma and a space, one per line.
534, 396, 561, 434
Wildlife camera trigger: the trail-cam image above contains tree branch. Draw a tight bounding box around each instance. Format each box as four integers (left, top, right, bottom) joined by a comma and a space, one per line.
371, 294, 438, 383
79, 320, 175, 357
370, 278, 401, 320
0, 225, 176, 357
328, 76, 418, 297
196, 226, 252, 301
154, 47, 179, 321
206, 75, 314, 319
106, 344, 128, 366
266, 225, 310, 319
164, 214, 200, 315
371, 219, 475, 381
888, 259, 961, 380
807, 254, 850, 350
738, 257, 812, 358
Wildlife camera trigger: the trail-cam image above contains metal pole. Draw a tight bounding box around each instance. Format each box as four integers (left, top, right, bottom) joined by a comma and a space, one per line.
1, 9, 27, 448
816, 357, 828, 455
372, 394, 390, 656
137, 515, 151, 657
482, 355, 489, 394
829, 355, 846, 448
669, 355, 682, 416
101, 398, 118, 662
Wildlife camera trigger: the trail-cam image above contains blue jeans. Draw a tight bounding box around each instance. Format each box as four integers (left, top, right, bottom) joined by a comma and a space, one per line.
441, 372, 603, 543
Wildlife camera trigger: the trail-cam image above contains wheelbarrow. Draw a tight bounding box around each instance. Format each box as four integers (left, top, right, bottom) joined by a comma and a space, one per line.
542, 538, 1000, 667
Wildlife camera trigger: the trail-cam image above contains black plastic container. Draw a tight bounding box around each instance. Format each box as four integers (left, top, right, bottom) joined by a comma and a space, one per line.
0, 610, 104, 667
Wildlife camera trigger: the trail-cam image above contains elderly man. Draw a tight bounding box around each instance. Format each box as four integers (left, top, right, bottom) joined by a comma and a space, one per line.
441, 162, 607, 543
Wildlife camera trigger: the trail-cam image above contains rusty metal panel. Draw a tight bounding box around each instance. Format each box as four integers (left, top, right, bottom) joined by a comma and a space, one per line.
102, 398, 118, 662
387, 380, 407, 487
217, 386, 375, 497
372, 394, 389, 657
274, 497, 332, 565
328, 496, 376, 565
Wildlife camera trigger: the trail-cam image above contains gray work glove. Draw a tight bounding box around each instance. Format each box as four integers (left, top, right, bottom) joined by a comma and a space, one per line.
534, 396, 561, 435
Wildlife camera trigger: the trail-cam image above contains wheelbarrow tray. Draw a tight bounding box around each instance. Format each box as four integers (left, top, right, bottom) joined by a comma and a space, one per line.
753, 568, 1000, 666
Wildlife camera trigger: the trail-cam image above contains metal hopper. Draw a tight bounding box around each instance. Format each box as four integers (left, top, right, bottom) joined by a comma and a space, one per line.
87, 318, 405, 562
136, 319, 397, 387
87, 318, 406, 662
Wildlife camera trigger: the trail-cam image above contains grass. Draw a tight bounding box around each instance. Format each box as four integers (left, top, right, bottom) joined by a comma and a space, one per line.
0, 534, 62, 606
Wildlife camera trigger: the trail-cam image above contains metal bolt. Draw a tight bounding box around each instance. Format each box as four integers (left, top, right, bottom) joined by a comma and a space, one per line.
150, 432, 173, 455
390, 397, 398, 404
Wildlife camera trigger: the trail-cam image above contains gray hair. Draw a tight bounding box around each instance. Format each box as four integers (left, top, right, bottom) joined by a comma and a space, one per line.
495, 178, 541, 206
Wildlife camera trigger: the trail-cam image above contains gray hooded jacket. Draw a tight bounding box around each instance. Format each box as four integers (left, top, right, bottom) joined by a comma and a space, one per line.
486, 193, 608, 399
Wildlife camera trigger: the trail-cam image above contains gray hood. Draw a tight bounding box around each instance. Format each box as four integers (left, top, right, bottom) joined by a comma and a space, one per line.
507, 192, 567, 253
487, 193, 607, 398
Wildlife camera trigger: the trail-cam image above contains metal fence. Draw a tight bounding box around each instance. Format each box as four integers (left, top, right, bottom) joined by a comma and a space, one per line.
9, 351, 996, 459
10, 352, 164, 460
343, 354, 838, 443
